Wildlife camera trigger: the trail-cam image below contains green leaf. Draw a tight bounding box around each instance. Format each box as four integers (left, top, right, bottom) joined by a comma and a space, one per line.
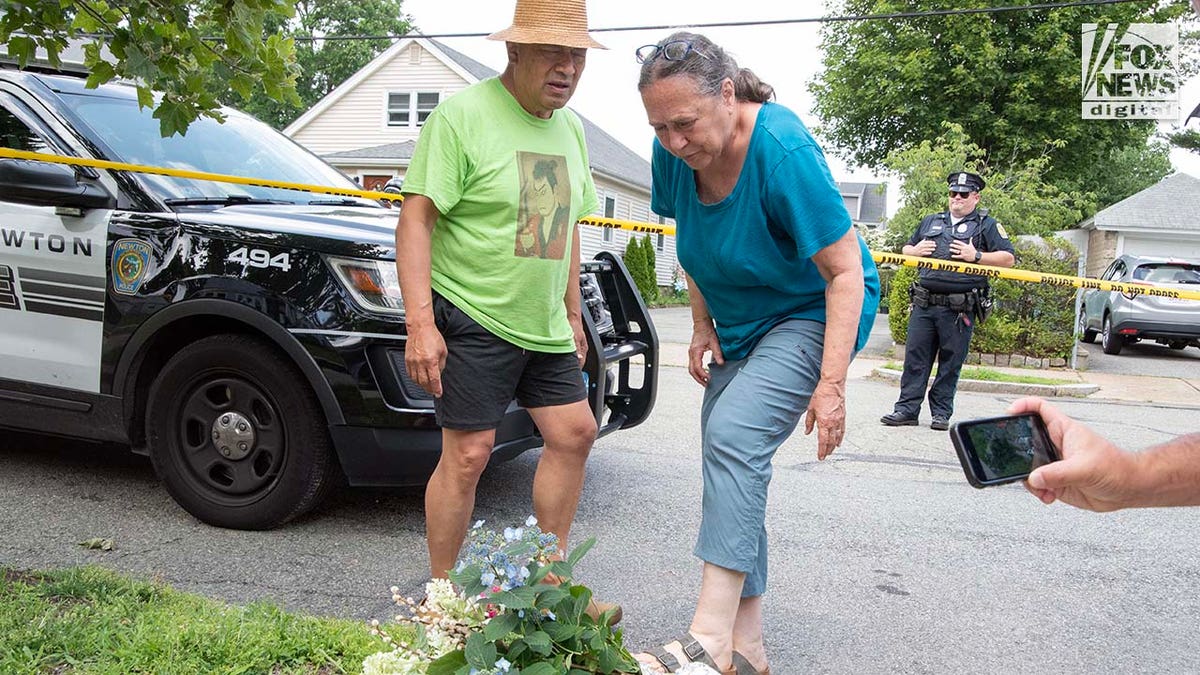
7, 36, 36, 66
523, 630, 553, 656
565, 537, 595, 568
464, 631, 497, 670
426, 650, 468, 675
534, 585, 570, 610
542, 619, 580, 643
489, 585, 537, 610
85, 61, 117, 89
483, 611, 520, 641
518, 662, 559, 675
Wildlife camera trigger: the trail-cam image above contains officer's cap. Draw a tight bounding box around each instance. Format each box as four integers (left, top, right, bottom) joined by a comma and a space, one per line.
947, 171, 985, 193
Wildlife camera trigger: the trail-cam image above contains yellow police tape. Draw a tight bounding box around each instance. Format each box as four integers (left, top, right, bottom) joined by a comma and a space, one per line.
3, 146, 1200, 301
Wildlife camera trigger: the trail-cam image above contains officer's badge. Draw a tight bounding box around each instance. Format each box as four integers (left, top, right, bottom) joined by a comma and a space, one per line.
957, 224, 967, 233
112, 238, 152, 295
996, 222, 1009, 239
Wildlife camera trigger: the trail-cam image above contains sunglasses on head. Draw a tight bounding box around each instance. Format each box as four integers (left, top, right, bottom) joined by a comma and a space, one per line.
635, 40, 711, 64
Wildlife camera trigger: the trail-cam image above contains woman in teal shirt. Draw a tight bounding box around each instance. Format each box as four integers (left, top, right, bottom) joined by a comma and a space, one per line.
634, 32, 880, 675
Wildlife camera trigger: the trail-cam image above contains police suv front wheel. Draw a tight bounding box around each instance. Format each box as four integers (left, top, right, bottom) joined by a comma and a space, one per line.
146, 334, 340, 530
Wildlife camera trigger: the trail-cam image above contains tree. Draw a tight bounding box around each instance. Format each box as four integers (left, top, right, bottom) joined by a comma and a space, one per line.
810, 0, 1192, 205
623, 235, 657, 304
1, 0, 302, 136
881, 123, 1090, 247
232, 0, 414, 129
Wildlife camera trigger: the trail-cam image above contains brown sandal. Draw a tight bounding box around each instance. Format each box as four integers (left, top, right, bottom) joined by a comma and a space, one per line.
643, 633, 736, 674
731, 651, 770, 675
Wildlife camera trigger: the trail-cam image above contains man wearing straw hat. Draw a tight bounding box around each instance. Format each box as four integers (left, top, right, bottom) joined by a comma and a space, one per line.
395, 0, 620, 623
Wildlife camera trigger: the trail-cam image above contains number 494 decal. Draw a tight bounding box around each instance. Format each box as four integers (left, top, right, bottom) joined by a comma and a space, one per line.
227, 247, 292, 272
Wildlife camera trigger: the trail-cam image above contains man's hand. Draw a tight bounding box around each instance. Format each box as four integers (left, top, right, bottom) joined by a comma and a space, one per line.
405, 323, 447, 398
805, 378, 846, 460
910, 239, 936, 257
568, 313, 587, 367
688, 320, 724, 387
949, 240, 979, 262
1009, 397, 1138, 512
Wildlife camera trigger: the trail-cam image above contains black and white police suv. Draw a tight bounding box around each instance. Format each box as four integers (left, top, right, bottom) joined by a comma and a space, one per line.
0, 67, 658, 529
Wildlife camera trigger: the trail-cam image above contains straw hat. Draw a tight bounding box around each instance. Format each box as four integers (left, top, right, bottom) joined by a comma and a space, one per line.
487, 0, 607, 50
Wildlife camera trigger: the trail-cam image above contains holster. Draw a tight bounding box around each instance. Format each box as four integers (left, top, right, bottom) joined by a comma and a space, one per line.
971, 287, 993, 324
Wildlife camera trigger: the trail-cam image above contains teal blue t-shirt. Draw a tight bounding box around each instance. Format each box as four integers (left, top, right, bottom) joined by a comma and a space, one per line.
651, 102, 879, 361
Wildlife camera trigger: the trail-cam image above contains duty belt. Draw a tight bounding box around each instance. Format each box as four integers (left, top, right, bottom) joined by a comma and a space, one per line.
910, 284, 975, 311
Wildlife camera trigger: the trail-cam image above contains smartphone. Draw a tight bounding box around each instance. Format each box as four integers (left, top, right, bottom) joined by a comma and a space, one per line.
949, 413, 1061, 488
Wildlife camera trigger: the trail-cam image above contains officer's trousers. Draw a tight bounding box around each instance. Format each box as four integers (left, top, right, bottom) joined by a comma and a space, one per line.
893, 303, 974, 419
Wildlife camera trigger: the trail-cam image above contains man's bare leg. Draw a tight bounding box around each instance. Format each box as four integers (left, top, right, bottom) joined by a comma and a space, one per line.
425, 427, 497, 578
527, 399, 597, 549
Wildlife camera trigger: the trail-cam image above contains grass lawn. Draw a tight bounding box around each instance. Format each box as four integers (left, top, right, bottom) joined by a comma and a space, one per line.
0, 565, 385, 674
880, 362, 1074, 386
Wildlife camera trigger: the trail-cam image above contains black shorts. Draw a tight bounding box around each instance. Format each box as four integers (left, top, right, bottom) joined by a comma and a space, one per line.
432, 292, 587, 430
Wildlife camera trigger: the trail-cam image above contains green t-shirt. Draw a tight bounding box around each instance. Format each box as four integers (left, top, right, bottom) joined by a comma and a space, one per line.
403, 77, 599, 352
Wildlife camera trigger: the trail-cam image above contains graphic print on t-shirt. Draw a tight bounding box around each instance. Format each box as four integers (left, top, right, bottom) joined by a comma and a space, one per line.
514, 151, 571, 260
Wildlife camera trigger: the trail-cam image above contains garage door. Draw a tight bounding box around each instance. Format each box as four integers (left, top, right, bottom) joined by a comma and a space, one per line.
1122, 236, 1200, 261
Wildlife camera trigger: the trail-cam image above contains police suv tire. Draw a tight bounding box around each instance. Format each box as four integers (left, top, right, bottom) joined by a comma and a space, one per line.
1077, 311, 1097, 344
1101, 315, 1123, 355
146, 334, 339, 530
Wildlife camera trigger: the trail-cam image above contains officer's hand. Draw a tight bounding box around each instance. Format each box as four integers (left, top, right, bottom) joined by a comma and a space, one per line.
950, 240, 978, 262
914, 239, 936, 257
405, 323, 447, 397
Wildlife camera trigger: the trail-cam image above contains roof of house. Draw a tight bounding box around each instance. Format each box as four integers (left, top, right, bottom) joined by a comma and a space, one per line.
298, 36, 652, 191
1091, 172, 1200, 232
838, 181, 888, 224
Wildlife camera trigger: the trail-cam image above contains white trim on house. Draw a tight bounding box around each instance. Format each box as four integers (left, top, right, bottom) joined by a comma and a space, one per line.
284, 37, 477, 137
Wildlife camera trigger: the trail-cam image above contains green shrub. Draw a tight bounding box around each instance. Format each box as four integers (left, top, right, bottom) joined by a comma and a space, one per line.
623, 235, 658, 303
888, 265, 918, 343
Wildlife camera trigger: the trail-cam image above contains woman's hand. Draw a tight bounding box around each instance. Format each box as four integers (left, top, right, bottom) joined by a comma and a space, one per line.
688, 320, 724, 386
805, 378, 846, 460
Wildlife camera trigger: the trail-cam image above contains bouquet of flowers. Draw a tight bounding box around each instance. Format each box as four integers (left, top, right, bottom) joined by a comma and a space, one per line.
364, 516, 640, 675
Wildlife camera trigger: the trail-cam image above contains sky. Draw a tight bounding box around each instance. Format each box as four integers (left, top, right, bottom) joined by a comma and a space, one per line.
402, 0, 1200, 218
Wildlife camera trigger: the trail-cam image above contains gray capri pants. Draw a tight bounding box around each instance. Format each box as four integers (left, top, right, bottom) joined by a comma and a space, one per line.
695, 318, 827, 597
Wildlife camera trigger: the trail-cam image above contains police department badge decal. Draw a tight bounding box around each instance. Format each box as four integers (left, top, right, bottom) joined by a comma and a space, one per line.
112, 238, 151, 295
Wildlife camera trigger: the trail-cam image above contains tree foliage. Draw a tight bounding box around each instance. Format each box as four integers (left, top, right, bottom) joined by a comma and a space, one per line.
623, 235, 658, 303
810, 0, 1192, 203
231, 0, 414, 129
1, 0, 302, 136
881, 123, 1090, 249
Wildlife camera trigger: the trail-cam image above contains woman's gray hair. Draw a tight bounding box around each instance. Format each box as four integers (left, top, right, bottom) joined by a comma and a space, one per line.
636, 31, 774, 103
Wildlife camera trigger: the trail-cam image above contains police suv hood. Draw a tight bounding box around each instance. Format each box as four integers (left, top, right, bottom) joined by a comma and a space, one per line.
173, 204, 398, 259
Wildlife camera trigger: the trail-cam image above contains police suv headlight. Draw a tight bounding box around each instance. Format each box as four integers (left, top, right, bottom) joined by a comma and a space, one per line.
327, 256, 404, 315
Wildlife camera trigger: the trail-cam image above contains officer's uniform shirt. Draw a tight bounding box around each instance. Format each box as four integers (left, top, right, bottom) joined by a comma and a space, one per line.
907, 208, 1014, 293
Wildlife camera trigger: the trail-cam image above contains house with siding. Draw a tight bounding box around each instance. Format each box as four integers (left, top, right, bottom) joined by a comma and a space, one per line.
1071, 172, 1200, 277
283, 36, 680, 286
839, 181, 888, 230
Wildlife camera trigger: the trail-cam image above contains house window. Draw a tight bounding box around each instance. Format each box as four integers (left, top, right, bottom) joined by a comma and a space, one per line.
388, 91, 440, 128
603, 196, 616, 243
656, 216, 666, 251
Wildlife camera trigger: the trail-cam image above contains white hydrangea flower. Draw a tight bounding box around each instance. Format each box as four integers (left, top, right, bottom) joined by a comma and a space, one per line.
362, 649, 425, 675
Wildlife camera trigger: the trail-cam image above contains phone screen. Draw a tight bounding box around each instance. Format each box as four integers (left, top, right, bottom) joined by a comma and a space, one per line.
950, 413, 1060, 487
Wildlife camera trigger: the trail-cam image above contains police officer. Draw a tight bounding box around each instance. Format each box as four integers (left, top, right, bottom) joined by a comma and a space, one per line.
881, 171, 1015, 431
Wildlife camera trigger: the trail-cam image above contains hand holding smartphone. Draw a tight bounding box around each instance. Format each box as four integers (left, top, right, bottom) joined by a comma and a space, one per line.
950, 412, 1061, 488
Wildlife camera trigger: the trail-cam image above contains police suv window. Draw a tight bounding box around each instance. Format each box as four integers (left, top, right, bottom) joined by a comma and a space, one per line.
0, 103, 51, 154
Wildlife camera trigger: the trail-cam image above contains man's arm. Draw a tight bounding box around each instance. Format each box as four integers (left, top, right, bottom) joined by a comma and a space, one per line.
565, 223, 586, 366
395, 195, 447, 397
1011, 397, 1200, 511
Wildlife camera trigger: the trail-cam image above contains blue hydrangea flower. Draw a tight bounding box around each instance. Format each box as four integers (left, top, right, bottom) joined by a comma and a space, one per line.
496, 658, 512, 672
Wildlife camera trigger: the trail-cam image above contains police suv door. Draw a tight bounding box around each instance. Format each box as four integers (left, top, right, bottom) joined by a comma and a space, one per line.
0, 90, 109, 394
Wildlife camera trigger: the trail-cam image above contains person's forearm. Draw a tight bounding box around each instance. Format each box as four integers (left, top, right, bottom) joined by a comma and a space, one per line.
901, 243, 921, 256
1129, 433, 1200, 508
564, 224, 582, 319
819, 268, 864, 385
396, 209, 436, 330
977, 250, 1015, 268
685, 273, 712, 325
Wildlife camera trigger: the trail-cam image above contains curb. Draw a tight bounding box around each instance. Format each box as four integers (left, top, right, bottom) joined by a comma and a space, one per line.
869, 367, 1101, 398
